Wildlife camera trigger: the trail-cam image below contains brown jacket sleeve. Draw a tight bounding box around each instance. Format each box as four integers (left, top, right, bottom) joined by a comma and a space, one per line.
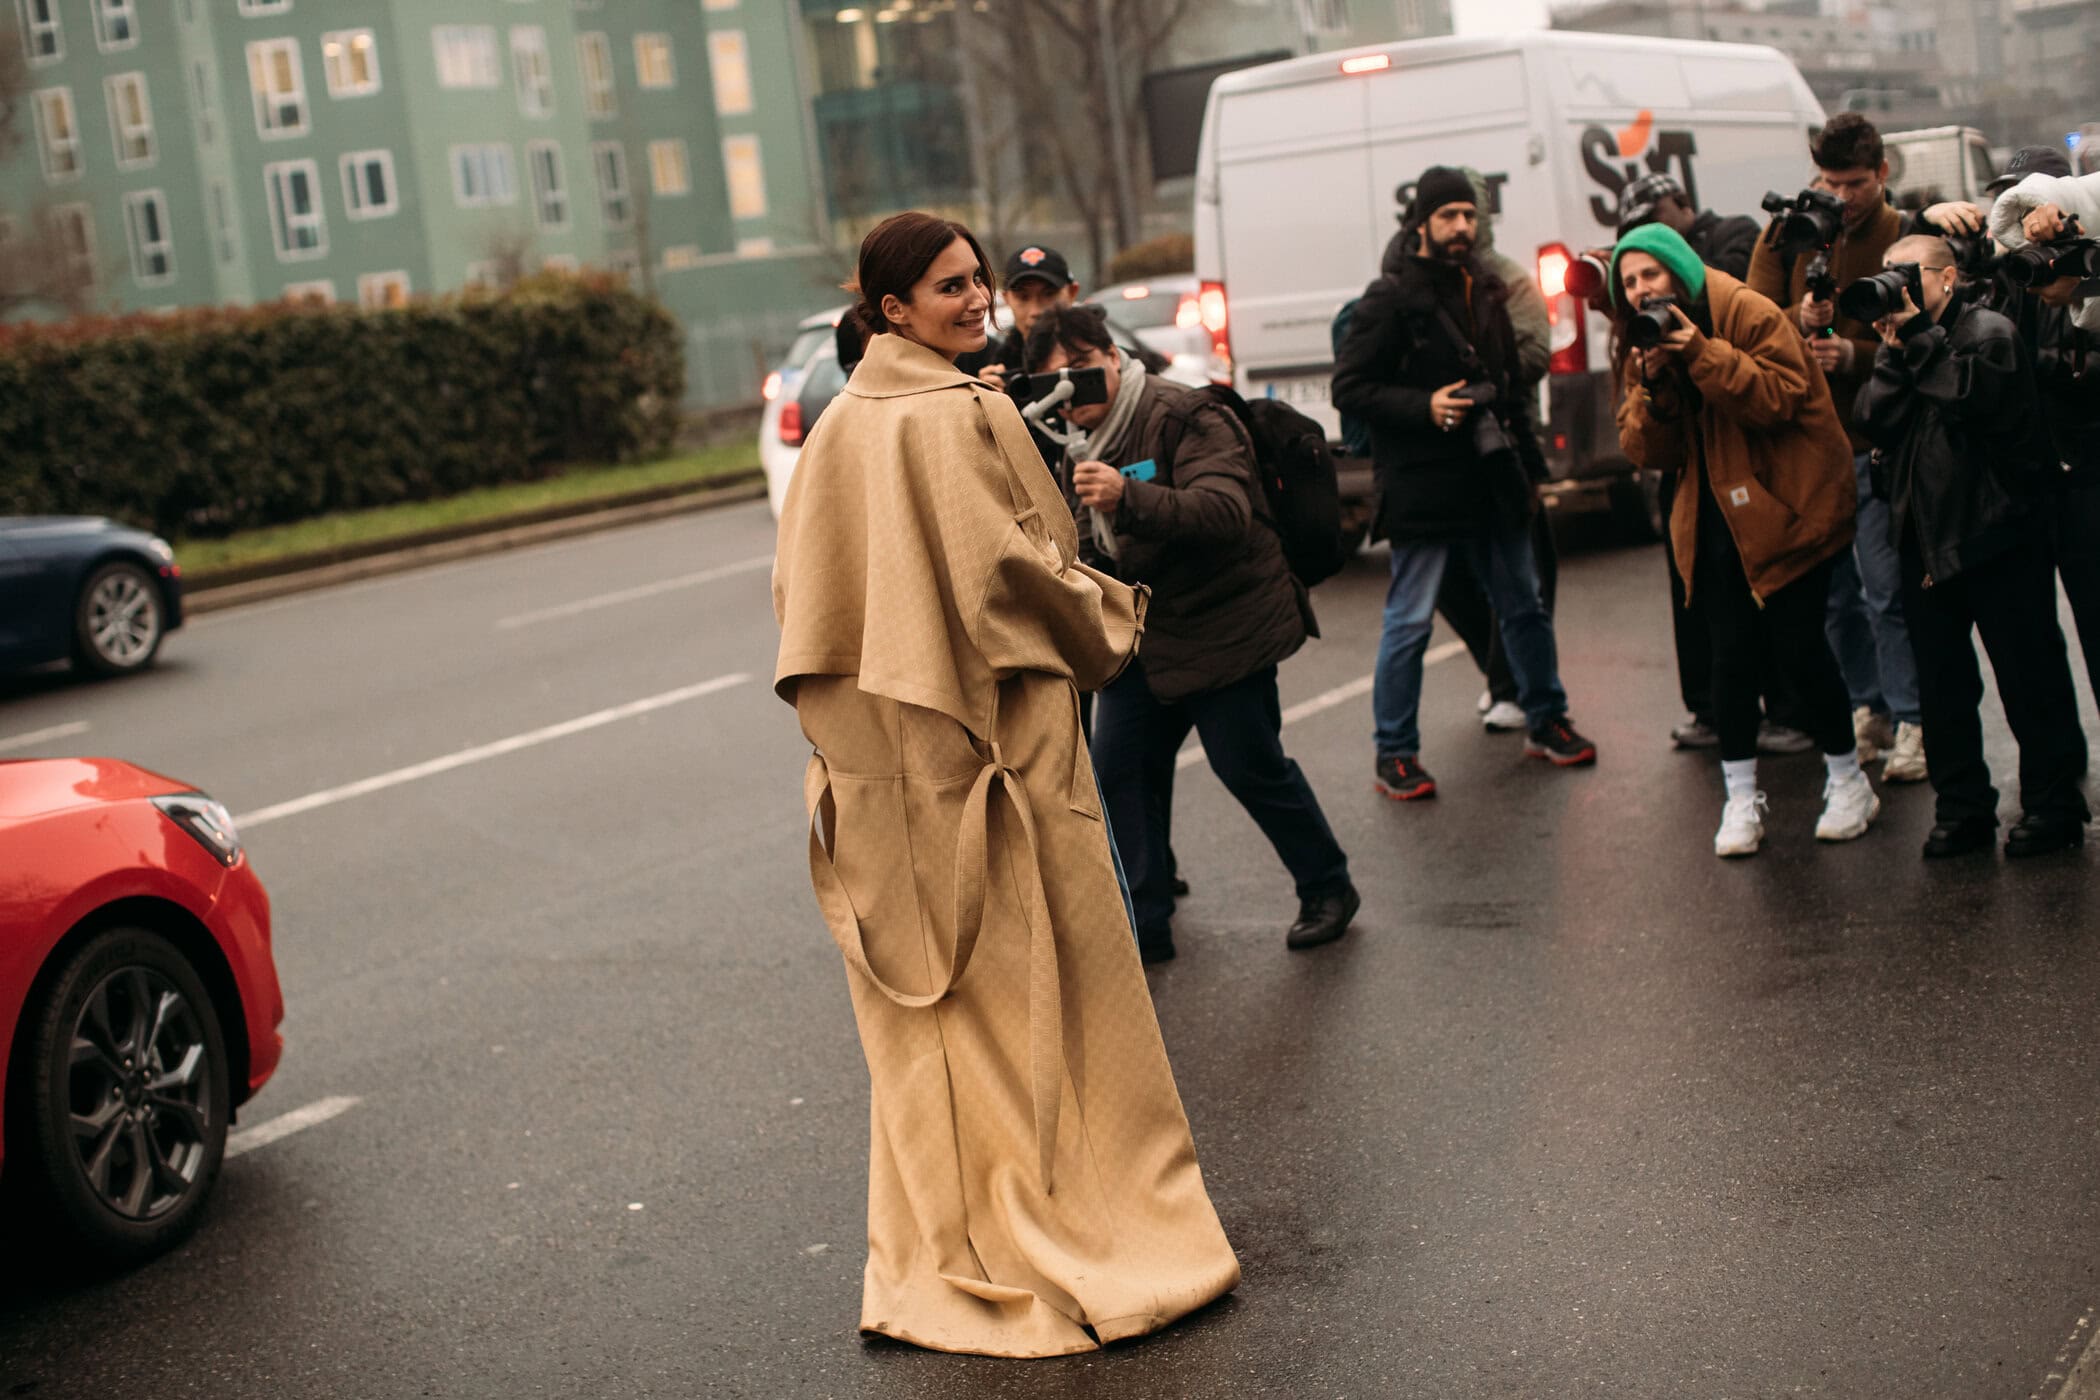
1744, 225, 1790, 307
1679, 305, 1818, 430
1616, 365, 1688, 472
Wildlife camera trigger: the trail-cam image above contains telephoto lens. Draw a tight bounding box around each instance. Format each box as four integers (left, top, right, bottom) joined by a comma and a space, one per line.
2001, 243, 2060, 288
2056, 241, 2100, 281
1837, 266, 1920, 323
1626, 295, 1679, 350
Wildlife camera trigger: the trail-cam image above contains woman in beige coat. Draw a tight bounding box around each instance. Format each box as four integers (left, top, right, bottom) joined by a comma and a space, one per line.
772, 211, 1239, 1357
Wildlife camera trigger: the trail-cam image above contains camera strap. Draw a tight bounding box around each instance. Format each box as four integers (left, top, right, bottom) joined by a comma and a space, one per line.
1433, 302, 1488, 380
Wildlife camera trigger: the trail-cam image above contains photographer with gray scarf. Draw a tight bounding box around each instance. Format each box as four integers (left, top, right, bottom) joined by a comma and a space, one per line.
1026, 304, 1359, 964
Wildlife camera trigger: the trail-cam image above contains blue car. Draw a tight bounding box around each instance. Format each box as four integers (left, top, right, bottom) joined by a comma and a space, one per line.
0, 517, 185, 677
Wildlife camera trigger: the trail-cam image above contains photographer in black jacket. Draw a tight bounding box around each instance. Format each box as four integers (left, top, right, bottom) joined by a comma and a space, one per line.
1333, 165, 1596, 800
1854, 234, 2091, 857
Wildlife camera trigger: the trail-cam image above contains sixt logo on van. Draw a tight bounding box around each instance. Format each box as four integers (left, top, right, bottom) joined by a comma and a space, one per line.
1580, 111, 1700, 228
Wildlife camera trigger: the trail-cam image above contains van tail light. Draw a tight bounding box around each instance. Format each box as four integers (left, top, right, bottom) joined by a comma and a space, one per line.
1538, 242, 1588, 376
1197, 280, 1232, 372
762, 369, 784, 402
1174, 291, 1202, 330
779, 399, 805, 446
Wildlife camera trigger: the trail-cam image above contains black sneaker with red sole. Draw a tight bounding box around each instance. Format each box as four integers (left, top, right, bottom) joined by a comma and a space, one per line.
1524, 716, 1597, 767
1374, 754, 1437, 800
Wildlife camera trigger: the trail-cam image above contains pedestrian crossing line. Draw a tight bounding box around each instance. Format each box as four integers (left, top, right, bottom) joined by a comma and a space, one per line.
0, 720, 89, 754
233, 673, 751, 828
226, 1095, 362, 1159
1174, 640, 1468, 771
496, 553, 775, 629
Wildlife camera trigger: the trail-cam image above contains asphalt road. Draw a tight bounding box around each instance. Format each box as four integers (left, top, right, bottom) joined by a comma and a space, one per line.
3, 499, 2099, 1399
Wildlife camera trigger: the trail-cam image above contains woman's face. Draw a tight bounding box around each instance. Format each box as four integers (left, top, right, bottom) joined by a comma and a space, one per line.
881, 236, 992, 361
1618, 250, 1673, 308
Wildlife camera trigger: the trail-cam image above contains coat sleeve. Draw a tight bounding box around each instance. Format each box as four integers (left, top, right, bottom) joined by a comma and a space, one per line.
1616, 362, 1689, 471
1878, 313, 2025, 424
1681, 304, 1817, 429
1706, 216, 1761, 282
1855, 343, 1924, 452
970, 515, 1147, 693
1744, 222, 1792, 307
1115, 402, 1254, 546
1331, 278, 1435, 430
1989, 172, 2100, 248
1502, 268, 1552, 385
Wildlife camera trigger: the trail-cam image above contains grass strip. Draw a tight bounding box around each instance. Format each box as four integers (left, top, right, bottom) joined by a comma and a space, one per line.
175, 444, 758, 577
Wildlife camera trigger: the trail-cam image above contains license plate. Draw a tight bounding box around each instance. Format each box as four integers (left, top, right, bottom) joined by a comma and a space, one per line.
1259, 375, 1329, 406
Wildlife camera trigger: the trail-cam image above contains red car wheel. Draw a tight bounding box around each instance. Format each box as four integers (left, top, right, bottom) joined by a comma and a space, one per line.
16, 928, 230, 1264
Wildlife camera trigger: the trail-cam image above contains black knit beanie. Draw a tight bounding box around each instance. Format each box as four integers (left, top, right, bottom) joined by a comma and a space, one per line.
1409, 165, 1476, 225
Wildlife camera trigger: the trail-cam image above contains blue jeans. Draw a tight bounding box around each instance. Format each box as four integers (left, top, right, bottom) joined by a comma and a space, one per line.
1373, 524, 1567, 757
1825, 452, 1921, 725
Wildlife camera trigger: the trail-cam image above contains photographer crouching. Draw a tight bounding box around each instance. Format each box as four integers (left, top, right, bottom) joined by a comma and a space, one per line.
1851, 235, 2090, 857
1611, 224, 1874, 857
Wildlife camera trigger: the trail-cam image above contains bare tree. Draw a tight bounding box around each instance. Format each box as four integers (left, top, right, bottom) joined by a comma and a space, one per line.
958, 0, 1205, 275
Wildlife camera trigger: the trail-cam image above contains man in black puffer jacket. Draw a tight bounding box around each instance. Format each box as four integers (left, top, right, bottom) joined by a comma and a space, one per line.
1856, 233, 2090, 859
1027, 303, 1359, 964
1332, 165, 1596, 802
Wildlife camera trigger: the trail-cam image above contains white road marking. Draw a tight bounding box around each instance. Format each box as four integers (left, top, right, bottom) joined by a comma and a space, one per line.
2049, 1311, 2100, 1399
496, 554, 774, 629
0, 720, 89, 753
233, 673, 751, 828
226, 1094, 362, 1159
1175, 639, 1467, 771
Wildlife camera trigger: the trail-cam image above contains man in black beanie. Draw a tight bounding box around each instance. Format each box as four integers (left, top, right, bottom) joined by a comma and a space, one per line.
1333, 164, 1597, 801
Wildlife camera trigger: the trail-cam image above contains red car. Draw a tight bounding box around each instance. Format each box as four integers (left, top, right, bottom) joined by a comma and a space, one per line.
0, 758, 283, 1262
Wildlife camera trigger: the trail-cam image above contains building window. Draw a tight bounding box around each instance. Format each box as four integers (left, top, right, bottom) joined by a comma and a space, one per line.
264, 158, 328, 260
238, 0, 292, 14
634, 33, 673, 89
323, 29, 380, 97
192, 61, 216, 144
647, 138, 689, 197
283, 279, 334, 304
723, 134, 765, 219
122, 189, 174, 285
433, 25, 500, 88
511, 26, 554, 117
527, 139, 568, 230
32, 87, 80, 181
736, 235, 774, 257
210, 180, 236, 263
661, 244, 702, 271
104, 73, 155, 168
451, 143, 517, 206
341, 149, 398, 219
702, 0, 738, 9
708, 31, 751, 116
92, 0, 137, 50
248, 38, 309, 138
19, 0, 63, 63
358, 271, 410, 310
577, 32, 615, 118
47, 203, 98, 289
591, 141, 631, 228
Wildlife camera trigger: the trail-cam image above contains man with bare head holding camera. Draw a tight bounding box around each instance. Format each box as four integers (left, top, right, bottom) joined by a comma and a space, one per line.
1334, 165, 1596, 802
1748, 113, 1932, 787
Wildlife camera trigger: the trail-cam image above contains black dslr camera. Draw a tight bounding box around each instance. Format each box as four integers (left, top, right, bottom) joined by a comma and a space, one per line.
1626, 295, 1681, 350
1761, 187, 1846, 256
2002, 213, 2100, 288
1837, 262, 1923, 323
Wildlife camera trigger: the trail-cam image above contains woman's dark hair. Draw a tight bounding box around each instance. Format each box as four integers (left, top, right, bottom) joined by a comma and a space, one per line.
1811, 112, 1884, 172
1023, 302, 1114, 372
843, 211, 994, 337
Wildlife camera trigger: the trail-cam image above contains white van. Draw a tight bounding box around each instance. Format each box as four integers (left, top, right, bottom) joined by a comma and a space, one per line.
1884, 126, 1997, 207
1191, 31, 1825, 537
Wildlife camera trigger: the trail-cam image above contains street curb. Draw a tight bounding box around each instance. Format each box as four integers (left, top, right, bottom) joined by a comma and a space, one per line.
2057, 1316, 2100, 1399
185, 475, 768, 615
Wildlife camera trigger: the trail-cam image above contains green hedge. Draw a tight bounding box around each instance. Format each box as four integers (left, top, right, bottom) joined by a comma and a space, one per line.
0, 273, 684, 537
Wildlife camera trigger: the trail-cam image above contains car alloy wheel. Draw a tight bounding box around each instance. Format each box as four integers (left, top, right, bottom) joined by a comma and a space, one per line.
76, 562, 164, 674
21, 929, 229, 1262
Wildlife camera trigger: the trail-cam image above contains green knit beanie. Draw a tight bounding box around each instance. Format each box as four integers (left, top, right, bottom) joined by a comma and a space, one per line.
1610, 222, 1707, 310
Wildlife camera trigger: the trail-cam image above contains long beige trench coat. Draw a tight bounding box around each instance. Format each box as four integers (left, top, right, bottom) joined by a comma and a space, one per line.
773, 331, 1239, 1357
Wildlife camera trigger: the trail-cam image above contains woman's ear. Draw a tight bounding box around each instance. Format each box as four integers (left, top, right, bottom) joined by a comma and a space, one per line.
879, 292, 906, 327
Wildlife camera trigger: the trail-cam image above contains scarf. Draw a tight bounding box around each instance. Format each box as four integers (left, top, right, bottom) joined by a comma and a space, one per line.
1056, 349, 1146, 561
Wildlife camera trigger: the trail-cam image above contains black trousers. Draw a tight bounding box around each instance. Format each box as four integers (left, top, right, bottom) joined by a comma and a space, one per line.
1693, 519, 1855, 764
1661, 468, 1807, 728
2052, 475, 2100, 703
1440, 508, 1558, 703
1900, 530, 2090, 826
1092, 660, 1350, 937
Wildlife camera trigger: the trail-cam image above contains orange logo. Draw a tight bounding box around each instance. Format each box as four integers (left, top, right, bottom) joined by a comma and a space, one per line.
1616, 110, 1654, 157
1018, 247, 1046, 266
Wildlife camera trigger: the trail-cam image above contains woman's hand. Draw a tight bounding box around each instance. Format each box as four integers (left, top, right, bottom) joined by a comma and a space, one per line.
976, 362, 1008, 392
1428, 380, 1472, 434
1072, 460, 1126, 511
2023, 202, 2070, 244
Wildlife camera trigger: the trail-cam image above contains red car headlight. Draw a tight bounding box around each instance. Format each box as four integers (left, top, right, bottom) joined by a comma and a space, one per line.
152, 792, 244, 868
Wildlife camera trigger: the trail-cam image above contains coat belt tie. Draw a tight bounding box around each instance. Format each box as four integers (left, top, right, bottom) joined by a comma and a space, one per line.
804, 748, 1065, 1194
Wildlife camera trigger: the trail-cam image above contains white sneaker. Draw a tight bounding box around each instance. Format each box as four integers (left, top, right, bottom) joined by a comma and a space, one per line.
1853, 705, 1894, 764
1882, 722, 1927, 783
1715, 791, 1768, 857
1815, 769, 1882, 841
1477, 688, 1493, 715
1482, 700, 1527, 732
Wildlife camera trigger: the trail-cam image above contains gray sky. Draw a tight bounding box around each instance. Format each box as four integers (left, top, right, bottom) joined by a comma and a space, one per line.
1451, 0, 1555, 34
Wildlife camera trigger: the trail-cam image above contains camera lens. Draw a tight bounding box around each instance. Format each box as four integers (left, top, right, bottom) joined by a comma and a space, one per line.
1626, 301, 1675, 350
2001, 245, 2057, 288
1836, 270, 1904, 322
1565, 255, 1607, 303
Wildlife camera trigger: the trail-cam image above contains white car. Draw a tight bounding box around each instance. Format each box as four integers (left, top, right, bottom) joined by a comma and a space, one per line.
759, 307, 1187, 519
1087, 275, 1231, 385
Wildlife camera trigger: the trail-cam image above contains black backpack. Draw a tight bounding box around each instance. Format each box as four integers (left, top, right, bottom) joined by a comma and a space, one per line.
1329, 297, 1373, 460
1162, 385, 1348, 587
